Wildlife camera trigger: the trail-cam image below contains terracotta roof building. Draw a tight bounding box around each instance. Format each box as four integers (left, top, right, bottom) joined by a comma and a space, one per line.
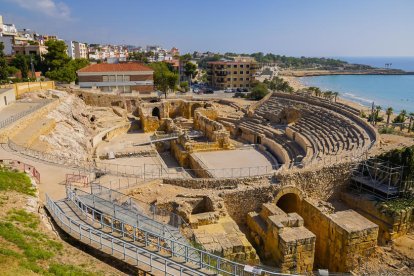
77, 63, 154, 94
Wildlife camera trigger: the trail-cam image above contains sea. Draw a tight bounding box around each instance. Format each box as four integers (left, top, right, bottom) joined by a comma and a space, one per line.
298, 57, 414, 113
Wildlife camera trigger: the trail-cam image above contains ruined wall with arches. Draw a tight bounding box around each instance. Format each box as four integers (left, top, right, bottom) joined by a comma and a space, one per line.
244, 186, 379, 273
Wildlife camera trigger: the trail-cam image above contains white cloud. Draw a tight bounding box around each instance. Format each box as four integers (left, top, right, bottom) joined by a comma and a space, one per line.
8, 0, 71, 20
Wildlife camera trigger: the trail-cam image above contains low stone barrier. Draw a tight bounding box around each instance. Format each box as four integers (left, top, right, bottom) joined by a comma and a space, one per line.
91, 122, 131, 148
162, 174, 272, 190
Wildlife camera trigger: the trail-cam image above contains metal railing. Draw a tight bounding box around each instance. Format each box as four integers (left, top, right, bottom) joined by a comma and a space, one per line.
87, 183, 189, 230
45, 194, 207, 276
0, 100, 52, 129
7, 137, 374, 181
64, 188, 291, 276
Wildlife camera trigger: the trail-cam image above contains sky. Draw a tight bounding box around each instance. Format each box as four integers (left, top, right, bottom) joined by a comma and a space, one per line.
1, 0, 414, 57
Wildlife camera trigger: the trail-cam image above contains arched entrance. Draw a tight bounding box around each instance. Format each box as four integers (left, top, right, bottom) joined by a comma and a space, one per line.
274, 186, 303, 214
236, 128, 243, 138
151, 107, 161, 119
276, 193, 301, 214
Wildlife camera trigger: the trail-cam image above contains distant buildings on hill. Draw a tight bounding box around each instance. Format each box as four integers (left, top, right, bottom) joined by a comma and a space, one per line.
0, 15, 181, 65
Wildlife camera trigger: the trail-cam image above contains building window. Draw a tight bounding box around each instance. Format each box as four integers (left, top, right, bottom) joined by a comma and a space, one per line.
233, 64, 237, 68
227, 65, 231, 68
227, 78, 231, 81
240, 71, 244, 74
246, 84, 250, 87
246, 78, 250, 81
240, 78, 243, 81
124, 86, 131, 93
103, 76, 109, 82
108, 75, 116, 82
240, 64, 244, 68
233, 78, 237, 81
123, 75, 130, 81
246, 71, 250, 74
246, 64, 250, 68
240, 84, 243, 87
233, 71, 237, 74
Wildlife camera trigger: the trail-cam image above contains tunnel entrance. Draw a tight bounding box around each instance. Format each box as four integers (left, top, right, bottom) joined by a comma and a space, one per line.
276, 193, 301, 214
151, 107, 161, 119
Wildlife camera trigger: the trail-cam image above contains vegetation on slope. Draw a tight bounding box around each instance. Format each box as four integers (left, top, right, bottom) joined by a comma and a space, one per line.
0, 168, 107, 275
0, 167, 35, 196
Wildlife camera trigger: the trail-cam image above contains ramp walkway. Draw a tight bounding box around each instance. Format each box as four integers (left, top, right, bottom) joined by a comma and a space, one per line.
46, 185, 291, 276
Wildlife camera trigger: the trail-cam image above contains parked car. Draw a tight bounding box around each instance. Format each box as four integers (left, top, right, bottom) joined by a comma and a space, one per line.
242, 88, 249, 92
236, 88, 243, 92
205, 88, 214, 94
193, 88, 200, 93
224, 88, 233, 93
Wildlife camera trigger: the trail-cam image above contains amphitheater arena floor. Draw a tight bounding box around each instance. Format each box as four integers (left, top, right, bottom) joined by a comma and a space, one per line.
192, 148, 274, 178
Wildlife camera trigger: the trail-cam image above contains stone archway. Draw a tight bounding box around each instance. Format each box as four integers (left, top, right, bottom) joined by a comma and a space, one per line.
236, 128, 243, 138
274, 186, 303, 214
151, 107, 161, 119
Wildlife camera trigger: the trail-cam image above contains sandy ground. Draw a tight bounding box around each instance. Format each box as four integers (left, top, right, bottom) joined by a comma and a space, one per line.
192, 148, 274, 177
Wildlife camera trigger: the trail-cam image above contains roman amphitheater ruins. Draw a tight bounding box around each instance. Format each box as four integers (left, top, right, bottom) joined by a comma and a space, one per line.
1, 85, 413, 275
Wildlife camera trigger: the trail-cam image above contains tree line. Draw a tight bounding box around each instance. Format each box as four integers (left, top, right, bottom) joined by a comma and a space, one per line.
0, 40, 89, 84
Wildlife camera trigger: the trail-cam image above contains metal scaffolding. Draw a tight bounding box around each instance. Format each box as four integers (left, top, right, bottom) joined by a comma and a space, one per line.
351, 158, 407, 200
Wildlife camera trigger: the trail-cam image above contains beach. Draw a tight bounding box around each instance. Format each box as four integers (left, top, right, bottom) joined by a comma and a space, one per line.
280, 75, 372, 114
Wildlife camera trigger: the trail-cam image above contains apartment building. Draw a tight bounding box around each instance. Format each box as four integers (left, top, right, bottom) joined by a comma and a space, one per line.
13, 44, 48, 56
207, 57, 258, 89
77, 63, 154, 94
66, 41, 88, 59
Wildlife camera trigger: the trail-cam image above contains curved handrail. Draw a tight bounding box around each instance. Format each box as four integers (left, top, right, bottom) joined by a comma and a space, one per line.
45, 194, 206, 276
66, 188, 293, 276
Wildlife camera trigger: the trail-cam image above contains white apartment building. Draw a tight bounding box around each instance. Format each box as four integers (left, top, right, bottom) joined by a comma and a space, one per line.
0, 15, 17, 55
66, 40, 88, 59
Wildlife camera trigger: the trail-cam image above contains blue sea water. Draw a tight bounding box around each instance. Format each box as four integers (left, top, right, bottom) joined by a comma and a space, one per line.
299, 75, 414, 113
298, 57, 414, 113
338, 56, 414, 72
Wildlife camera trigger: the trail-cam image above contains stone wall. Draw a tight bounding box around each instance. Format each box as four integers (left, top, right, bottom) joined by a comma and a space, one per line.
276, 162, 353, 201
193, 108, 232, 149
69, 88, 152, 110
223, 185, 277, 225
162, 174, 272, 190
341, 191, 414, 244
246, 203, 316, 273
297, 198, 378, 272
91, 122, 130, 148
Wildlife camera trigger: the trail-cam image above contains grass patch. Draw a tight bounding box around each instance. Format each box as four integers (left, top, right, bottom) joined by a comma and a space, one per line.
0, 168, 36, 196
48, 263, 100, 276
0, 208, 62, 274
7, 209, 39, 229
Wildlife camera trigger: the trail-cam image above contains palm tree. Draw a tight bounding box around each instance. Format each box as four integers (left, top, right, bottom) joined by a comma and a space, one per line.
375, 106, 382, 125
401, 110, 407, 121
332, 91, 339, 102
385, 107, 393, 126
400, 110, 407, 131
408, 112, 414, 133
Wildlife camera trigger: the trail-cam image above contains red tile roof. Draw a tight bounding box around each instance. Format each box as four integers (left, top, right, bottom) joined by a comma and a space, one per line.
78, 62, 153, 73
